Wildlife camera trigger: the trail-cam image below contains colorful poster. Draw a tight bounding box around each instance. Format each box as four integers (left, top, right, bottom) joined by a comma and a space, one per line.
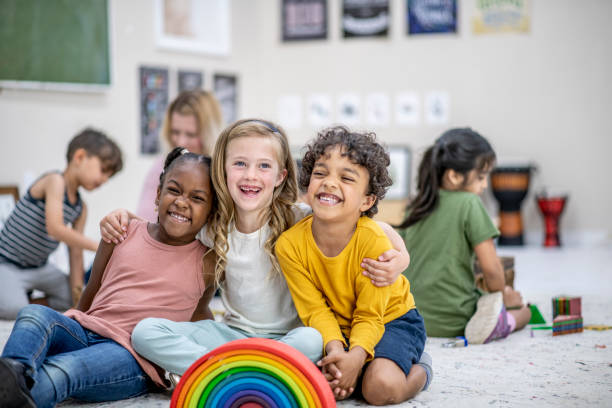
178, 70, 203, 92
282, 0, 327, 41
407, 0, 457, 35
472, 0, 530, 34
139, 66, 168, 154
342, 0, 389, 38
214, 73, 238, 124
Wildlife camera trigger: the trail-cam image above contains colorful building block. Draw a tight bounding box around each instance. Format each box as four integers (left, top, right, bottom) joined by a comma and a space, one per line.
552, 314, 583, 336
552, 296, 581, 319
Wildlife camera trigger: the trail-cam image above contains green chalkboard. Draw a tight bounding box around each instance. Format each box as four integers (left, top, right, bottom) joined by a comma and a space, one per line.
0, 0, 110, 89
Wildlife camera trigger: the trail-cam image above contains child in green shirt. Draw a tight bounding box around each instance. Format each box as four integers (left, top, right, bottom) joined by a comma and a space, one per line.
398, 128, 531, 343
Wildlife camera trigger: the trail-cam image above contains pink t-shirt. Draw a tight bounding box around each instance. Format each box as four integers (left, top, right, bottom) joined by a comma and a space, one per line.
65, 220, 206, 386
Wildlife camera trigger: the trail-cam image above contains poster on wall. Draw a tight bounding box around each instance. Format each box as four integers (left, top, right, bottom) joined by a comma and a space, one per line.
425, 91, 450, 125
214, 74, 238, 124
395, 92, 420, 126
154, 0, 230, 55
139, 66, 169, 154
178, 70, 203, 92
407, 0, 457, 35
337, 93, 361, 126
342, 0, 390, 38
307, 94, 333, 127
277, 95, 303, 129
472, 0, 530, 34
282, 0, 327, 41
365, 93, 390, 126
386, 146, 412, 200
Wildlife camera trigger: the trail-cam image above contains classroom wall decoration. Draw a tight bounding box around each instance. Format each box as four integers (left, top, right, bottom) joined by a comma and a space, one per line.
386, 146, 412, 199
425, 91, 450, 125
178, 70, 203, 92
337, 93, 362, 126
154, 0, 230, 55
342, 0, 390, 38
395, 92, 421, 126
170, 338, 335, 407
307, 94, 333, 127
407, 0, 457, 35
277, 95, 303, 130
282, 0, 328, 41
472, 0, 530, 34
0, 0, 110, 91
365, 93, 391, 126
139, 66, 169, 154
214, 74, 238, 124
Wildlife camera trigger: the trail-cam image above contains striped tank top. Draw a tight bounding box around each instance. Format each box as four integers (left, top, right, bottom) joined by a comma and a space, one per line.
0, 174, 82, 268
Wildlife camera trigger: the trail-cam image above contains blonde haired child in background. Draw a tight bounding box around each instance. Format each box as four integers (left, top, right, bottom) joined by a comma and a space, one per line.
137, 90, 223, 221
276, 126, 431, 404
0, 128, 122, 320
0, 148, 216, 408
397, 128, 531, 344
101, 119, 410, 382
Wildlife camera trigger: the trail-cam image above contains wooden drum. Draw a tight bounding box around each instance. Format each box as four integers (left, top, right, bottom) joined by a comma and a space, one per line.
490, 166, 532, 245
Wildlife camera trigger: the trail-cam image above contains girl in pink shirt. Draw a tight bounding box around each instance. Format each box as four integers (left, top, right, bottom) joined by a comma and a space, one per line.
0, 148, 215, 408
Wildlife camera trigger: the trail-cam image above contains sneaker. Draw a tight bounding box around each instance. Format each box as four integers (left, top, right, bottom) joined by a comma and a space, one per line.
465, 292, 510, 344
0, 357, 36, 408
165, 371, 182, 390
416, 351, 433, 391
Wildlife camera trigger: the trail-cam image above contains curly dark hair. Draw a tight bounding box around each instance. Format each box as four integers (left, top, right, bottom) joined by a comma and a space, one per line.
299, 126, 392, 217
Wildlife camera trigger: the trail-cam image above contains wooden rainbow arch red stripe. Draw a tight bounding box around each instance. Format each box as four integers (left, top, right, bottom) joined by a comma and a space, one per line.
170, 338, 336, 408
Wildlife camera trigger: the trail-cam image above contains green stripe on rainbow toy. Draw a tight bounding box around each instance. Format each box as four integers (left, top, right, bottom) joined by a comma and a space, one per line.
170, 338, 336, 408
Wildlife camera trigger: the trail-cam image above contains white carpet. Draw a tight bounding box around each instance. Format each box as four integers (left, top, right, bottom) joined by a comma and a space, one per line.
1, 246, 611, 407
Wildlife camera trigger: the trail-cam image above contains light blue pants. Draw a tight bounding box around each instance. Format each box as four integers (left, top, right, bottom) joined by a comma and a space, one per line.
131, 318, 323, 375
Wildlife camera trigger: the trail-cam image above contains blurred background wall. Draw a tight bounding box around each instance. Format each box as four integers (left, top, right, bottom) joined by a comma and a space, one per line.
0, 0, 610, 255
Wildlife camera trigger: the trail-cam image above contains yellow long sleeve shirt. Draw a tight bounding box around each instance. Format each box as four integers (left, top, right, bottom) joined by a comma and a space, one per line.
275, 215, 416, 359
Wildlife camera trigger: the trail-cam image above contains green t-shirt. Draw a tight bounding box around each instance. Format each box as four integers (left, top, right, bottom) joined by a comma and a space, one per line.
399, 190, 499, 337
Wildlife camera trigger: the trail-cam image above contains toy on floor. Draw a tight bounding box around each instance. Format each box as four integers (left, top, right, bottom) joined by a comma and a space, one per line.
553, 315, 583, 336
528, 304, 546, 324
170, 338, 335, 407
551, 296, 583, 336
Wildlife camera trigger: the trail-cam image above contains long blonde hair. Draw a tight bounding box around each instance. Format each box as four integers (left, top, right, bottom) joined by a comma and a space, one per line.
161, 90, 223, 155
209, 119, 298, 284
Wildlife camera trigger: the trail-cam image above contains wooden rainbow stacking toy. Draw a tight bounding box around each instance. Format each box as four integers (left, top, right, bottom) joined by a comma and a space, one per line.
170, 338, 336, 408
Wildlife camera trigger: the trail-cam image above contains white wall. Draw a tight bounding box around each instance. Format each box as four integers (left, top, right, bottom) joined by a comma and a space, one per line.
1, 0, 611, 249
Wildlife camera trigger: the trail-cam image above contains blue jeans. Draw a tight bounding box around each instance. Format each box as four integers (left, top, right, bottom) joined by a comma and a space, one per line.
1, 305, 150, 408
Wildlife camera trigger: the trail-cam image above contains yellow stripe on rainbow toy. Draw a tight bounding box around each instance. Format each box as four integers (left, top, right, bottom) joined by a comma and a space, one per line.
170, 337, 336, 408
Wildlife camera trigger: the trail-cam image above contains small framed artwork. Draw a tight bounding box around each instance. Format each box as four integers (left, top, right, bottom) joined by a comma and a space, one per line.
139, 66, 169, 154
214, 73, 238, 123
178, 70, 203, 92
386, 146, 412, 200
282, 0, 328, 41
342, 0, 390, 38
154, 0, 230, 55
407, 0, 457, 35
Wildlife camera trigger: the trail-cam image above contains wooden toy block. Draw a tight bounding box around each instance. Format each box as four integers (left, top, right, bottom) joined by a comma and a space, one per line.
552, 314, 583, 336
552, 296, 581, 319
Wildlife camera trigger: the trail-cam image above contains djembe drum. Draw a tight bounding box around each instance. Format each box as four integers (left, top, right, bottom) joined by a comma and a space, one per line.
536, 195, 568, 247
490, 166, 531, 245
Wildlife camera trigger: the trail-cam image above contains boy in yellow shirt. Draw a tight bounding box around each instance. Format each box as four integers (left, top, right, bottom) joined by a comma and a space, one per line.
275, 126, 432, 404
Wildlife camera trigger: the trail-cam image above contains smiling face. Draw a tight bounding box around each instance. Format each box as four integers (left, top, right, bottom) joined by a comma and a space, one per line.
155, 161, 213, 245
169, 112, 202, 154
307, 145, 375, 224
224, 134, 287, 226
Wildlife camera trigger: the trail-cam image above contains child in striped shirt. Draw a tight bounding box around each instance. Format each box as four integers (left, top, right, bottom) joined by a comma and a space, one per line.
0, 128, 122, 319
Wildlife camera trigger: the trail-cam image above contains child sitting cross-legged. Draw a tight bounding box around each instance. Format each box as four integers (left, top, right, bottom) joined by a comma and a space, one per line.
275, 126, 432, 405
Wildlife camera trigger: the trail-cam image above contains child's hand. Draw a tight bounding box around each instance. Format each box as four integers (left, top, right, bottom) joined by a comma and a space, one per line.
99, 209, 133, 244
318, 347, 366, 400
361, 248, 409, 287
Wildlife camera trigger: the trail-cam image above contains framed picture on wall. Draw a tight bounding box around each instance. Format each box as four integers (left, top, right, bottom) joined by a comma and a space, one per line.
154, 0, 230, 55
386, 146, 411, 200
342, 0, 390, 38
178, 70, 203, 92
282, 0, 328, 41
407, 0, 457, 35
214, 73, 238, 123
139, 66, 169, 154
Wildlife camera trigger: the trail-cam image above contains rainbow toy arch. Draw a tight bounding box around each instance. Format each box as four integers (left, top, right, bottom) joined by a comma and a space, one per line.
171, 338, 336, 408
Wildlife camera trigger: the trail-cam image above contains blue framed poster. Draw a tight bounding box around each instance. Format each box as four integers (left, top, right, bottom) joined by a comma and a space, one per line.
407, 0, 456, 35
